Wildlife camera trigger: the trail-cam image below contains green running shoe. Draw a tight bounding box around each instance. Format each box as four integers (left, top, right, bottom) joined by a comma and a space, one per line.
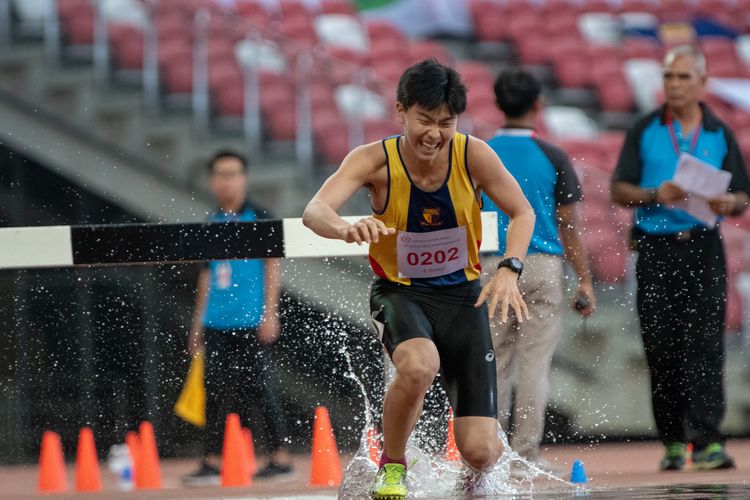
691, 443, 735, 470
371, 463, 408, 499
660, 442, 686, 471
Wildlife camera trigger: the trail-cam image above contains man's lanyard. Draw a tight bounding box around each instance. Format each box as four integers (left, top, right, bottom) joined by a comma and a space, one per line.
666, 111, 702, 156
493, 128, 539, 138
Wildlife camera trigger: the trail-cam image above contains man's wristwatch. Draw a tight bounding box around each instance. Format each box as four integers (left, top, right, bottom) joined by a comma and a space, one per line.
644, 188, 658, 205
497, 257, 524, 278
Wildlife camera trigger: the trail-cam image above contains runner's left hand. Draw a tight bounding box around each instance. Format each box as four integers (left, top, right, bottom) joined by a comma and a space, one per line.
475, 268, 529, 322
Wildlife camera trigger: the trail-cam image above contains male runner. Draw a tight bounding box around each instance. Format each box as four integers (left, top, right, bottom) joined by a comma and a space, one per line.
303, 60, 535, 499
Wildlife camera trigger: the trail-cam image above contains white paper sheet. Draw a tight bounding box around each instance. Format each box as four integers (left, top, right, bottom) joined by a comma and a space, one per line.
669, 153, 732, 227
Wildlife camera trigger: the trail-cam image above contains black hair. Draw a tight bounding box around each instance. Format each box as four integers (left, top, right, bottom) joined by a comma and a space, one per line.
207, 149, 248, 173
396, 59, 467, 116
493, 68, 542, 118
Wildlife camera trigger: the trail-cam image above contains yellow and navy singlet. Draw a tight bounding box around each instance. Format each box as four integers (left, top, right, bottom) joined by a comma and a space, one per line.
369, 132, 483, 286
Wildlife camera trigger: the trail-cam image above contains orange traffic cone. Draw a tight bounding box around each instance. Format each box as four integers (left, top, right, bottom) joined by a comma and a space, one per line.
222, 413, 250, 487
75, 427, 102, 492
309, 406, 342, 487
125, 431, 141, 488
38, 430, 68, 493
445, 409, 460, 461
242, 427, 258, 477
136, 421, 162, 489
367, 426, 380, 464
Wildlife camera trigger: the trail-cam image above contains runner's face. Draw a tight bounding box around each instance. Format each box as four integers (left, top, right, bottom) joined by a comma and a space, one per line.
663, 55, 705, 110
209, 157, 247, 206
397, 103, 457, 162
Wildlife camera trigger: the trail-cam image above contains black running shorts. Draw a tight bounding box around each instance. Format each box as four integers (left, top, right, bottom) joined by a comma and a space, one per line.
369, 278, 497, 418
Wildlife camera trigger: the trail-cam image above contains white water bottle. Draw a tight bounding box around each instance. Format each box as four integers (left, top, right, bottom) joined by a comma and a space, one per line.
107, 444, 134, 491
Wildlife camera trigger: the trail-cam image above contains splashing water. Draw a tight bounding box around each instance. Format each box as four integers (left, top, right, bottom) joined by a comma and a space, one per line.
338, 349, 579, 498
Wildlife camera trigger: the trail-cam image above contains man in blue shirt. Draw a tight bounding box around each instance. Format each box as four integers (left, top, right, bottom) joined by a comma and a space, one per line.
611, 45, 750, 471
182, 150, 292, 485
482, 68, 595, 471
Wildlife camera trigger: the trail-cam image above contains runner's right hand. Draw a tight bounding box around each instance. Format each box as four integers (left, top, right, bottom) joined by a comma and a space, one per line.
341, 217, 395, 245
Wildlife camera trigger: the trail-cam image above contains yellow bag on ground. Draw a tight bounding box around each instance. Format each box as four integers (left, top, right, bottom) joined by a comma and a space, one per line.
174, 353, 206, 427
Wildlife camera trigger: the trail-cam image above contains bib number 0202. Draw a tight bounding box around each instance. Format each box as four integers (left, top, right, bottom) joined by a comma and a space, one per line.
405, 247, 459, 266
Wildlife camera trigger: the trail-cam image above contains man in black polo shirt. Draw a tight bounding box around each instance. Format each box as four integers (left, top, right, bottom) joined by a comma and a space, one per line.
611, 45, 750, 471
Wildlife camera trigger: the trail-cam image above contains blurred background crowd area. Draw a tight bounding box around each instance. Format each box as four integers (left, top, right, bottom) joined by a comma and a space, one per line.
1, 0, 750, 464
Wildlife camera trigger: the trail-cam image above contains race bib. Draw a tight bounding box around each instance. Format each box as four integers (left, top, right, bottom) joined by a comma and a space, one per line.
396, 226, 468, 279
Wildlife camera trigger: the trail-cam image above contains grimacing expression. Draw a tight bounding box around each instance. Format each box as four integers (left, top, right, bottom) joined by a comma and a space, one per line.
663, 54, 706, 110
209, 157, 247, 205
397, 103, 457, 162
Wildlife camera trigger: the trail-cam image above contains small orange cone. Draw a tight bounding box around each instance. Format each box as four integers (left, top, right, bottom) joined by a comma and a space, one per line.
136, 421, 162, 489
367, 426, 380, 464
222, 413, 250, 487
125, 431, 141, 488
242, 427, 258, 477
75, 427, 102, 492
445, 409, 460, 461
309, 406, 342, 487
38, 430, 68, 493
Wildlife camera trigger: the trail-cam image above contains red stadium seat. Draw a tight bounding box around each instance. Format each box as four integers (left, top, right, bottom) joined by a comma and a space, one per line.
207, 37, 235, 64
318, 132, 350, 165
618, 0, 658, 14
162, 52, 193, 94
157, 38, 192, 67
469, 0, 510, 42
541, 0, 581, 18
154, 12, 192, 42
208, 60, 242, 93
622, 37, 662, 60
372, 58, 408, 84
369, 37, 406, 66
266, 103, 297, 140
456, 61, 495, 89
279, 17, 318, 46
696, 0, 733, 18
508, 12, 545, 44
468, 106, 503, 130
213, 78, 244, 117
235, 1, 272, 27
61, 4, 95, 45
515, 34, 552, 65
658, 0, 695, 21
109, 23, 143, 70
545, 13, 580, 40
560, 139, 604, 168
551, 44, 592, 88
597, 76, 635, 113
364, 118, 400, 143
366, 20, 407, 44
279, 0, 313, 24
321, 0, 357, 16
406, 41, 453, 66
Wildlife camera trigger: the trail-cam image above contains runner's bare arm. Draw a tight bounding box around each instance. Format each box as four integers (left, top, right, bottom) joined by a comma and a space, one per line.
303, 143, 396, 244
468, 137, 535, 322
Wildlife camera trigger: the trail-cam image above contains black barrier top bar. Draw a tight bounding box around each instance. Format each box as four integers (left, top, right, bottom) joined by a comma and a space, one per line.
70, 221, 285, 265
0, 214, 499, 269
